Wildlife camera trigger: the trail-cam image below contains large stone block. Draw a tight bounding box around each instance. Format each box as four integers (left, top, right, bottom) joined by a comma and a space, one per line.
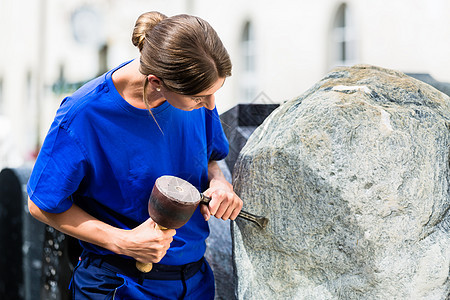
232, 65, 450, 299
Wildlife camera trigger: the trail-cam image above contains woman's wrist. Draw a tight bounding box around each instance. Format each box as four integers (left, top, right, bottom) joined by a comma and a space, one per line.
107, 227, 128, 256
209, 177, 233, 192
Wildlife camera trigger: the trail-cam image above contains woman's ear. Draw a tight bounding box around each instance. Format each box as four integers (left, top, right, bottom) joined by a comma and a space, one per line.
147, 75, 163, 91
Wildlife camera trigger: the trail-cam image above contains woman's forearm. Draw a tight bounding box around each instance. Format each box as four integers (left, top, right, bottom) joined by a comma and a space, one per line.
28, 198, 124, 254
28, 198, 175, 263
207, 160, 233, 189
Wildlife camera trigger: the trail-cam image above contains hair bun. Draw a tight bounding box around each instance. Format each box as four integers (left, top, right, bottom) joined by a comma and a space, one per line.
132, 11, 167, 51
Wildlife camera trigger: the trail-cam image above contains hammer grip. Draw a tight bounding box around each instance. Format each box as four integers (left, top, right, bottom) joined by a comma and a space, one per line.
200, 194, 268, 229
135, 223, 167, 273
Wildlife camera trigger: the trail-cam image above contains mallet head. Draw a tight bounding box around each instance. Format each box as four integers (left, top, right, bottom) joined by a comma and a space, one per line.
148, 175, 202, 229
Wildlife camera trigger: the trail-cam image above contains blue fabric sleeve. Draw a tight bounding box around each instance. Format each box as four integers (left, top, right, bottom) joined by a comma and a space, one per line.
27, 125, 87, 213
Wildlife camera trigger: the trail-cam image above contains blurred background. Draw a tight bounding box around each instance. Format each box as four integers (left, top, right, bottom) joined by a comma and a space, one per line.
0, 0, 449, 169
0, 1, 449, 299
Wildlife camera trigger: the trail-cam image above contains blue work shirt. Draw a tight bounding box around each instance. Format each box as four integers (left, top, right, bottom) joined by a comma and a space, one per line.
27, 60, 229, 265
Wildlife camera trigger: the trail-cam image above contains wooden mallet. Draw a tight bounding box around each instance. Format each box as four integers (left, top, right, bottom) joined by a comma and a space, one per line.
136, 175, 268, 272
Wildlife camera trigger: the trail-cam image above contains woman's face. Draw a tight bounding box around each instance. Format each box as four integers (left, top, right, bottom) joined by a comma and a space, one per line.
162, 77, 225, 111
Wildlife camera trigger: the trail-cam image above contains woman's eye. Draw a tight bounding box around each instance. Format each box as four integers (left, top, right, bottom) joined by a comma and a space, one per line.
192, 97, 203, 103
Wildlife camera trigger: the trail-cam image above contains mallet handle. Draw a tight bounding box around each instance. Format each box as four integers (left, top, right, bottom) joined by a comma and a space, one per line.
200, 194, 268, 229
136, 223, 167, 273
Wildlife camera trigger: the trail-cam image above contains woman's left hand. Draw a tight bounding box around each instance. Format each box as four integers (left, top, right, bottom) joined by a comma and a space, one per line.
200, 178, 243, 221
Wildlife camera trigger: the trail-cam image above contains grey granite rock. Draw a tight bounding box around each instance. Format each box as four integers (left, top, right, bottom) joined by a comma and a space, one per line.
232, 65, 450, 299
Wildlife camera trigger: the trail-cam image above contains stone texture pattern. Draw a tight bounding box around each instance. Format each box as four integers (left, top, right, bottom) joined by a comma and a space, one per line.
232, 65, 450, 299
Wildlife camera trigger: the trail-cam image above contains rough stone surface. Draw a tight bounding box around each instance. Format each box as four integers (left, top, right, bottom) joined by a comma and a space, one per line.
232, 65, 450, 299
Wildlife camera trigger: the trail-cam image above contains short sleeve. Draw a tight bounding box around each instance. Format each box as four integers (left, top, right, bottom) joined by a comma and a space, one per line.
206, 108, 229, 161
27, 125, 87, 213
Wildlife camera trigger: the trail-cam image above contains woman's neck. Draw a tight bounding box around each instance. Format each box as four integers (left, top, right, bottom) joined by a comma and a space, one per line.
112, 59, 165, 109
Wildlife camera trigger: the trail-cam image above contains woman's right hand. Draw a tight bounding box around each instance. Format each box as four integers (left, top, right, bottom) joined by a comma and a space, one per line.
115, 218, 176, 264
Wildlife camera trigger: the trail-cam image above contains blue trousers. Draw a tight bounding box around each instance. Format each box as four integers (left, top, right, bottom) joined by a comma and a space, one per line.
70, 252, 215, 300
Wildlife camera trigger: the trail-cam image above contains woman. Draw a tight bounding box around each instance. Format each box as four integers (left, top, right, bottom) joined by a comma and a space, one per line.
27, 11, 242, 299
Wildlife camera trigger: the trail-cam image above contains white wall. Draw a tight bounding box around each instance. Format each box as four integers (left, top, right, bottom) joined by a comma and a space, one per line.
1, 0, 449, 168
354, 0, 450, 82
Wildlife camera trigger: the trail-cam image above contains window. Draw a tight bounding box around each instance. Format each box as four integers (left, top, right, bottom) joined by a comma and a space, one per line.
26, 71, 33, 104
240, 21, 258, 102
330, 3, 357, 68
98, 44, 108, 76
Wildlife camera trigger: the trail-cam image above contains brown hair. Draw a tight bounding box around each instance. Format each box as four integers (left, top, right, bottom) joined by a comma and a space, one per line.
132, 11, 232, 101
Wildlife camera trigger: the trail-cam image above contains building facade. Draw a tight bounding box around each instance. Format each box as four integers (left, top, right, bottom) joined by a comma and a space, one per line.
0, 0, 449, 168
